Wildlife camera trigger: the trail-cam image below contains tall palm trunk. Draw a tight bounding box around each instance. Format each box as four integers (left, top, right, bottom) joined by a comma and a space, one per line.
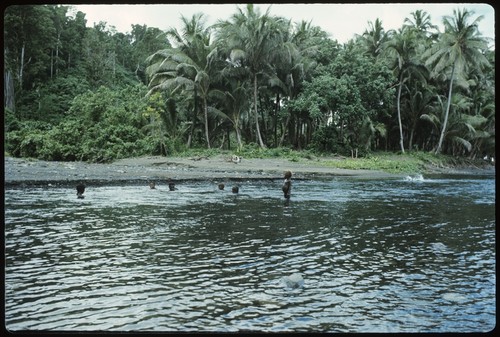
186, 87, 199, 148
253, 74, 266, 148
435, 63, 455, 154
409, 127, 415, 151
203, 97, 211, 148
278, 113, 290, 147
397, 74, 405, 153
4, 70, 15, 113
19, 43, 25, 87
273, 92, 280, 147
234, 121, 243, 151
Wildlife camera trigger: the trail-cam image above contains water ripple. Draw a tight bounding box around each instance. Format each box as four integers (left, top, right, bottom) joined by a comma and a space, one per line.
5, 177, 496, 332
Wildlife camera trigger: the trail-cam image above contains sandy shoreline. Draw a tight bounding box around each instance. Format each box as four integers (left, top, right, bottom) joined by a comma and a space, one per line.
4, 155, 494, 187
4, 155, 399, 187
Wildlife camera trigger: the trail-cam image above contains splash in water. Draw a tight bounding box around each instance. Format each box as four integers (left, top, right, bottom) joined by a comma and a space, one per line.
404, 174, 425, 182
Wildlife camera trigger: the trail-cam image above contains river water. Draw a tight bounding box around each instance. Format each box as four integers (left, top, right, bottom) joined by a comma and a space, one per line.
4, 174, 495, 332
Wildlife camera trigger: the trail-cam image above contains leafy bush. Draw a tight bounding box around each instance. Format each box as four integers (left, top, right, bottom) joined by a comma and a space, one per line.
18, 131, 47, 158
310, 124, 347, 155
5, 120, 52, 158
5, 84, 164, 162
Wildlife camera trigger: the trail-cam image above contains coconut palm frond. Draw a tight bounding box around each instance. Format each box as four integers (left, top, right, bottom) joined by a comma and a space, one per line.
451, 136, 472, 152
207, 106, 231, 121
420, 113, 440, 129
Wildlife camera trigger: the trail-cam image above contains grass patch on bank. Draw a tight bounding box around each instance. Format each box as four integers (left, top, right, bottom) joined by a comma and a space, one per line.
171, 146, 490, 174
174, 146, 460, 174
319, 152, 429, 173
316, 151, 491, 173
175, 145, 317, 162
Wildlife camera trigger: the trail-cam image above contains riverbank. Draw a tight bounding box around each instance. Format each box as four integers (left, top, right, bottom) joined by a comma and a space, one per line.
4, 154, 495, 187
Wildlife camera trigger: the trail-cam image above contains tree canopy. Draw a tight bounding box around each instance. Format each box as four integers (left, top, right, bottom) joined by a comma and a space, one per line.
4, 4, 495, 162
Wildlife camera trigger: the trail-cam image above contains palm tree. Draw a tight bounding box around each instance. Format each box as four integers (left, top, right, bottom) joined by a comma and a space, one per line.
423, 8, 489, 154
405, 85, 436, 150
467, 59, 495, 158
215, 4, 286, 149
146, 13, 218, 148
384, 28, 428, 153
360, 18, 390, 58
215, 75, 250, 151
403, 9, 439, 40
274, 20, 322, 147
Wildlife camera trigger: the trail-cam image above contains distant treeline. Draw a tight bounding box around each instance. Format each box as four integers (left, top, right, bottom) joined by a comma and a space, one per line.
4, 4, 495, 162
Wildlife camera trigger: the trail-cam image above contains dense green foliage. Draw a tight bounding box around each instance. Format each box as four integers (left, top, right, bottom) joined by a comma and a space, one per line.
4, 4, 495, 162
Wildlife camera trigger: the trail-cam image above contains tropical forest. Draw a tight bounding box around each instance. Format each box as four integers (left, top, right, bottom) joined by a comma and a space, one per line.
3, 4, 495, 166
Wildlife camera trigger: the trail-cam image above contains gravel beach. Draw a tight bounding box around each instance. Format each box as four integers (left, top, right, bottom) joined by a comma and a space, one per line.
4, 155, 403, 187
5, 154, 495, 188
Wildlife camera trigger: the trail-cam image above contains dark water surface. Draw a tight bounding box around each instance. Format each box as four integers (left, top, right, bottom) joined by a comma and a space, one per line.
4, 174, 495, 332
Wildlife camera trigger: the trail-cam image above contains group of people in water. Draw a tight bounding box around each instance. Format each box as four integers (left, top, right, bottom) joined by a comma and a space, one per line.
76, 170, 293, 200
149, 181, 178, 191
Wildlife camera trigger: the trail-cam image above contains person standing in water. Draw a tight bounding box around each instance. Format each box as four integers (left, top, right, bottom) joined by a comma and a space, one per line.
282, 171, 292, 199
76, 183, 85, 199
168, 181, 178, 191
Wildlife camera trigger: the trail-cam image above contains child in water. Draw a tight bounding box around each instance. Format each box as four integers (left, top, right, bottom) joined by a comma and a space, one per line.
282, 171, 292, 199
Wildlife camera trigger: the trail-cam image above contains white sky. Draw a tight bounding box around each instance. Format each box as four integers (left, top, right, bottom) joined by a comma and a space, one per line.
71, 3, 495, 47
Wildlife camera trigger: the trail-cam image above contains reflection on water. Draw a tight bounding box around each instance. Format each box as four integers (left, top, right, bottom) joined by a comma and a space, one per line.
5, 175, 495, 332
